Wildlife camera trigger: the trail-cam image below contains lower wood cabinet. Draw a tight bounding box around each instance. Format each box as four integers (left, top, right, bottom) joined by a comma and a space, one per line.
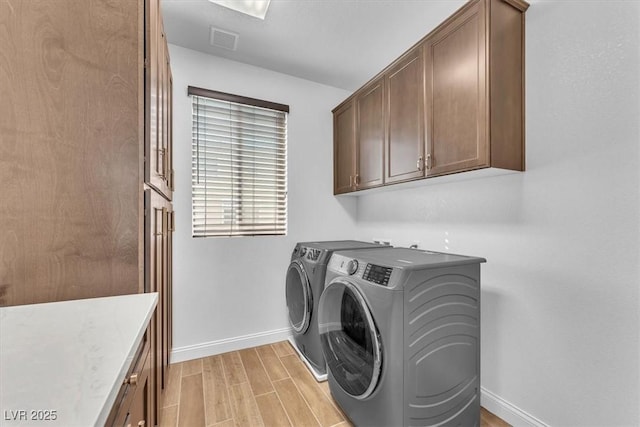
145, 189, 174, 425
107, 336, 151, 427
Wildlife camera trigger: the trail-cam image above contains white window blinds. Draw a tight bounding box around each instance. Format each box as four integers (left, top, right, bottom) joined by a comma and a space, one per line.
190, 87, 288, 237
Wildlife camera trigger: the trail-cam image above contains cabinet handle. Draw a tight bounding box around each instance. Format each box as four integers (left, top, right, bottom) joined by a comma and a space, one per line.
163, 148, 169, 182
417, 156, 423, 171
354, 174, 360, 186
138, 421, 146, 427
426, 154, 432, 170
168, 211, 175, 232
349, 175, 353, 188
124, 373, 138, 386
158, 148, 165, 178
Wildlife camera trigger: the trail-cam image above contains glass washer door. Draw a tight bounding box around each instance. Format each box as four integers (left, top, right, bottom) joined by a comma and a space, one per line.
319, 278, 382, 399
285, 260, 311, 334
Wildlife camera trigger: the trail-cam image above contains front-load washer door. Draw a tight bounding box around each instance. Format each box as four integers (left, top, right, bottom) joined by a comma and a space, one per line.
285, 260, 312, 334
319, 278, 382, 400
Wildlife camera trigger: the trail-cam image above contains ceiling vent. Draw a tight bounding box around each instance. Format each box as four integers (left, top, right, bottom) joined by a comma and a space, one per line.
210, 27, 239, 51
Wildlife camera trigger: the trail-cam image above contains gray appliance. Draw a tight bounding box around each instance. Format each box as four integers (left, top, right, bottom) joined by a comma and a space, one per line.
319, 247, 485, 426
285, 240, 387, 381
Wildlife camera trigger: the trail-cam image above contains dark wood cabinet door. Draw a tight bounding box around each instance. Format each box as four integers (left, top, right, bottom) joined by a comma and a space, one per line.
145, 0, 172, 200
145, 189, 171, 425
128, 349, 150, 427
167, 59, 175, 193
161, 204, 173, 389
107, 338, 151, 427
385, 48, 425, 184
424, 0, 488, 177
356, 79, 385, 190
333, 101, 356, 194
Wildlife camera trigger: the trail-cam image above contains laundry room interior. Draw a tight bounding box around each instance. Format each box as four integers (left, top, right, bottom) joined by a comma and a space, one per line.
0, 1, 638, 427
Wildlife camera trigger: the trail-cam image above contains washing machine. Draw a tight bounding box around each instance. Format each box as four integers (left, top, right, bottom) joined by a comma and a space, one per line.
285, 240, 387, 381
319, 247, 485, 426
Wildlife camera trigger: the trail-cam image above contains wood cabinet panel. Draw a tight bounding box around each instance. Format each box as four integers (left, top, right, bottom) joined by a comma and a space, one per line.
385, 48, 425, 184
0, 0, 142, 307
333, 102, 356, 194
356, 79, 385, 189
425, 0, 488, 176
489, 0, 525, 171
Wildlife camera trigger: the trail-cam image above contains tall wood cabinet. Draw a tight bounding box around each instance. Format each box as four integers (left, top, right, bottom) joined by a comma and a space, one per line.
333, 0, 528, 194
0, 1, 173, 425
145, 0, 174, 424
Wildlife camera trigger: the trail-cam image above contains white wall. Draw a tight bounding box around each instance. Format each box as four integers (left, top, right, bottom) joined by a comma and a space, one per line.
168, 44, 356, 360
354, 1, 639, 426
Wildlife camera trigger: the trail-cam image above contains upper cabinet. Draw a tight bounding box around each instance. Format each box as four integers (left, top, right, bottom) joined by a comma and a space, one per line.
146, 0, 174, 200
356, 78, 385, 190
385, 48, 425, 184
424, 0, 487, 176
333, 77, 386, 194
333, 0, 529, 195
333, 101, 357, 194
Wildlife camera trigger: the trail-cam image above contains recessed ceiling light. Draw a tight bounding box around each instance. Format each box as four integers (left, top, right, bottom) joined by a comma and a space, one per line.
208, 0, 271, 20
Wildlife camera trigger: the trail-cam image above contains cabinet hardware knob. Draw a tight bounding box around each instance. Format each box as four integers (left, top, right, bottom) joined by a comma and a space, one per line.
125, 373, 138, 386
138, 421, 146, 427
426, 154, 432, 170
355, 174, 360, 186
417, 156, 423, 171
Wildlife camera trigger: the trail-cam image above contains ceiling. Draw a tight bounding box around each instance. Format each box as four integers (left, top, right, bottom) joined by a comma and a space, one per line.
161, 0, 466, 91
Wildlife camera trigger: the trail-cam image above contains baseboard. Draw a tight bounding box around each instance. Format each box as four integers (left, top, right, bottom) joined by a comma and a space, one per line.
170, 327, 292, 363
481, 387, 549, 427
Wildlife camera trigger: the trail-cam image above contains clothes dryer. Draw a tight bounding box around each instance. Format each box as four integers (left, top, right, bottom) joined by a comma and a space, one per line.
285, 241, 387, 381
319, 247, 485, 426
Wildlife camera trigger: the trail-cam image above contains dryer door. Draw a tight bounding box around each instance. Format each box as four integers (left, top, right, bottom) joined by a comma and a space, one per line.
285, 260, 312, 334
319, 278, 382, 400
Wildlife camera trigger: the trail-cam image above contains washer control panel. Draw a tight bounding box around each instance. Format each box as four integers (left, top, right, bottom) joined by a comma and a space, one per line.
363, 264, 393, 286
306, 248, 321, 261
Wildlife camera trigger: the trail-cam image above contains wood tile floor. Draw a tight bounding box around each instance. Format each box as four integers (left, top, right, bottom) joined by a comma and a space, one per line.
159, 340, 510, 427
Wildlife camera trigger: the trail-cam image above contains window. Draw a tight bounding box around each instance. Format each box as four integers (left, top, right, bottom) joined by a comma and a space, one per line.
189, 86, 288, 237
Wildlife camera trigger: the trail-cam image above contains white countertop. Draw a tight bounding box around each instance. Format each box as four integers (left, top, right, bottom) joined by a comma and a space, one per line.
0, 293, 158, 427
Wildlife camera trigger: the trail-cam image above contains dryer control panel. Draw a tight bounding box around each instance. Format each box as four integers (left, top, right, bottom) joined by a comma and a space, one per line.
363, 264, 393, 286
328, 253, 394, 286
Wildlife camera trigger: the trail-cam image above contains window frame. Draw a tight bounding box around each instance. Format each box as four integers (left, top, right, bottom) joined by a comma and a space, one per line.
188, 86, 289, 238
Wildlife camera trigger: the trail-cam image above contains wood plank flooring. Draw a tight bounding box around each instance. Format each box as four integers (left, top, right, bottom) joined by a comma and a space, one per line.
159, 340, 510, 427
